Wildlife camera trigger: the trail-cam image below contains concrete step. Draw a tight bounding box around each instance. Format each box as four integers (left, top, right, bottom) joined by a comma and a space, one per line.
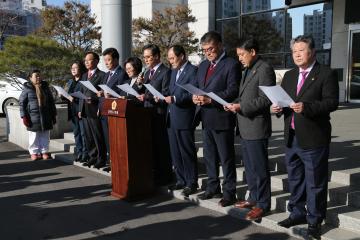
49, 138, 75, 152
331, 167, 360, 186
327, 205, 360, 234
168, 190, 360, 240
63, 132, 75, 141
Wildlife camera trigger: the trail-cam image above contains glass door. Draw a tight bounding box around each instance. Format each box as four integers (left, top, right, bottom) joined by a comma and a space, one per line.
348, 30, 360, 102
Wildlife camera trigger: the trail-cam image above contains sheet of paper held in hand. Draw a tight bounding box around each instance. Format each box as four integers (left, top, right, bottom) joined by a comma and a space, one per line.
117, 83, 140, 97
206, 92, 230, 106
52, 85, 72, 101
144, 83, 165, 100
176, 83, 208, 96
98, 84, 121, 98
80, 81, 98, 94
259, 85, 295, 107
70, 91, 89, 100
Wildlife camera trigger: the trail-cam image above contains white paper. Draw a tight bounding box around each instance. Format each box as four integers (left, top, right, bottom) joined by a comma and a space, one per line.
206, 92, 230, 106
52, 85, 72, 101
70, 91, 90, 100
144, 83, 165, 100
176, 83, 207, 95
99, 84, 121, 98
259, 85, 295, 108
80, 81, 98, 94
117, 83, 140, 97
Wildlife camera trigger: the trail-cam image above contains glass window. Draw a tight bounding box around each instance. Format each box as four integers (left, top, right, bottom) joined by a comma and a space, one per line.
216, 19, 240, 57
215, 1, 332, 68
241, 0, 285, 13
216, 0, 240, 19
241, 11, 285, 53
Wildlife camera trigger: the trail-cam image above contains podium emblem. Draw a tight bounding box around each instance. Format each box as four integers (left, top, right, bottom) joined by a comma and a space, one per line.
111, 100, 117, 110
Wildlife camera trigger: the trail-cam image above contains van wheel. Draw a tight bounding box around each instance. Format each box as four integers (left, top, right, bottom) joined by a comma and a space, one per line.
3, 98, 19, 114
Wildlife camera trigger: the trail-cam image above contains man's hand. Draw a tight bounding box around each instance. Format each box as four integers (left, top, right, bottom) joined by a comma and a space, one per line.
96, 90, 104, 98
198, 95, 211, 105
193, 95, 200, 105
154, 96, 160, 103
290, 102, 304, 113
224, 103, 240, 113
78, 112, 82, 119
271, 104, 283, 113
69, 96, 74, 102
137, 94, 145, 102
104, 93, 111, 99
164, 96, 173, 104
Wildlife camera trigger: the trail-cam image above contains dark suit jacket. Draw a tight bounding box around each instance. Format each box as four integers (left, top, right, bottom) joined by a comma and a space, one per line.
102, 66, 130, 96
78, 69, 106, 118
144, 63, 171, 115
235, 57, 276, 140
281, 62, 339, 149
195, 54, 241, 130
167, 62, 197, 129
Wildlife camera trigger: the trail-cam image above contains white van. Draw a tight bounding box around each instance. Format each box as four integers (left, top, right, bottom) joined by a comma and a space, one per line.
0, 76, 27, 114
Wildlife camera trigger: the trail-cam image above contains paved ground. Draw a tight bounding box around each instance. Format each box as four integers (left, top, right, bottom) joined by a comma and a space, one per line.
0, 114, 296, 240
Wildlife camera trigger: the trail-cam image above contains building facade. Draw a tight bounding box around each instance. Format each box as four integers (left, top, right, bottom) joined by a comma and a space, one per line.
0, 0, 46, 49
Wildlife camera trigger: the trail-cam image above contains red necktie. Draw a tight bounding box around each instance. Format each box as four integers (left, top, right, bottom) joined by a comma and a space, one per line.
291, 71, 309, 129
88, 71, 93, 79
205, 62, 216, 84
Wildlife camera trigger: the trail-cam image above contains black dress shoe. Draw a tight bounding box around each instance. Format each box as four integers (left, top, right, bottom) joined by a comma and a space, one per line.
94, 161, 106, 169
218, 198, 237, 207
198, 191, 223, 200
103, 166, 111, 172
277, 217, 307, 228
181, 187, 197, 197
307, 223, 321, 239
168, 183, 184, 191
83, 159, 96, 167
80, 156, 89, 163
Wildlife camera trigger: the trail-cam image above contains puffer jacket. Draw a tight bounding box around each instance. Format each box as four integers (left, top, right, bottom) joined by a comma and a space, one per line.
19, 81, 57, 132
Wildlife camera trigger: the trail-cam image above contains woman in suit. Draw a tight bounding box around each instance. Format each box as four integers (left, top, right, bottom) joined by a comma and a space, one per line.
64, 61, 88, 162
124, 57, 145, 95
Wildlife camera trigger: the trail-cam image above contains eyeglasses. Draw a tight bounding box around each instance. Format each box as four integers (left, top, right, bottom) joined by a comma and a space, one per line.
202, 46, 215, 54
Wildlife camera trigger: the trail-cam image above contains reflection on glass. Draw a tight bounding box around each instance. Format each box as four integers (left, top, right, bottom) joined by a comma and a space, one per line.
241, 0, 285, 13
350, 32, 360, 101
216, 20, 240, 57
216, 0, 240, 19
287, 3, 332, 50
241, 11, 284, 53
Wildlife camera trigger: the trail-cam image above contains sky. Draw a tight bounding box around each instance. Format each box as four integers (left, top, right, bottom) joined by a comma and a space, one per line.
46, 0, 90, 7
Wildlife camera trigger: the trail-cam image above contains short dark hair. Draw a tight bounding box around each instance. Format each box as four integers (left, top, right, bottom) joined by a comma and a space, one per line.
200, 31, 222, 44
143, 44, 161, 58
85, 51, 100, 62
236, 38, 260, 54
124, 57, 143, 76
28, 69, 40, 79
169, 45, 186, 58
102, 47, 120, 60
290, 35, 315, 50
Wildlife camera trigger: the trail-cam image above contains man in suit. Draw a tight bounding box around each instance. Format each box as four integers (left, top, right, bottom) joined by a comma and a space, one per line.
78, 51, 107, 169
137, 44, 173, 185
272, 35, 339, 239
192, 31, 241, 207
99, 47, 130, 170
165, 45, 198, 197
226, 39, 275, 220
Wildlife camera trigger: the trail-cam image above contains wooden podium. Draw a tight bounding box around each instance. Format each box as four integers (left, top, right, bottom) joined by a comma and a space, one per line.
101, 99, 154, 200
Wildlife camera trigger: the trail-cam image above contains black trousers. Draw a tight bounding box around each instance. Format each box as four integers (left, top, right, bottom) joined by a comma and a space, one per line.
82, 116, 107, 164
152, 113, 172, 185
241, 138, 271, 210
167, 127, 198, 188
202, 129, 236, 200
285, 132, 329, 225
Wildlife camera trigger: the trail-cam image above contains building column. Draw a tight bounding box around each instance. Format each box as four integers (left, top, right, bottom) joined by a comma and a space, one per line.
101, 0, 132, 64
